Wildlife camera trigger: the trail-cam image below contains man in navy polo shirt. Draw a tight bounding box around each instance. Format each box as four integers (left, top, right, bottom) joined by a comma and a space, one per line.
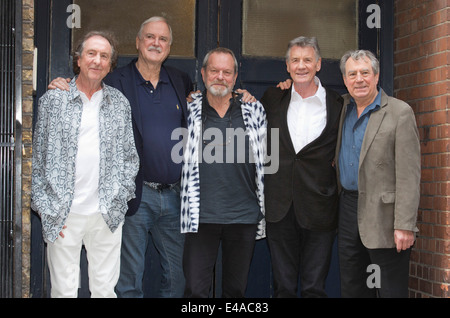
107, 17, 192, 298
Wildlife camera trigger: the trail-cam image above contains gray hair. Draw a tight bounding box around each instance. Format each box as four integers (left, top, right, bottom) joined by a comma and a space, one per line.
286, 36, 321, 61
340, 50, 380, 76
202, 47, 238, 74
137, 16, 173, 45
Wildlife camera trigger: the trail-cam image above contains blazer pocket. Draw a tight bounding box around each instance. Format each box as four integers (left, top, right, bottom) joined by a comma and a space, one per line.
381, 191, 396, 204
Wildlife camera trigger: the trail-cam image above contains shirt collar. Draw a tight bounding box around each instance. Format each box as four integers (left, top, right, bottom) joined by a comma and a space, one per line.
291, 76, 326, 106
348, 89, 382, 116
79, 89, 104, 105
202, 90, 241, 116
69, 76, 109, 105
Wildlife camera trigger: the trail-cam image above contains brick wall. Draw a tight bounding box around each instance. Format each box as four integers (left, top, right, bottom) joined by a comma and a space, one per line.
394, 0, 449, 297
21, 0, 34, 298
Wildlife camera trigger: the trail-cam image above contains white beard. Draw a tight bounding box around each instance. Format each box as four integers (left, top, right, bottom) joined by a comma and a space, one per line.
207, 83, 232, 97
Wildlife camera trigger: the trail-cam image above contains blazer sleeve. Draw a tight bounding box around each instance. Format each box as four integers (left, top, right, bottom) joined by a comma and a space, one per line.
260, 86, 284, 111
181, 70, 194, 97
31, 93, 50, 215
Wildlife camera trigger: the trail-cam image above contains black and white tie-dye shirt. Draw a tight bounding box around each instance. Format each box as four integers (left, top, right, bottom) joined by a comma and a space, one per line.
31, 77, 139, 243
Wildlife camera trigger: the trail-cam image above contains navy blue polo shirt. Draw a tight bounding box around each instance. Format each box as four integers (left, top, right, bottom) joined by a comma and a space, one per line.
133, 63, 183, 184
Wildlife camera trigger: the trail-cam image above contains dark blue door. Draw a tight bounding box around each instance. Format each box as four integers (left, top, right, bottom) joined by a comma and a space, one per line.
31, 0, 393, 298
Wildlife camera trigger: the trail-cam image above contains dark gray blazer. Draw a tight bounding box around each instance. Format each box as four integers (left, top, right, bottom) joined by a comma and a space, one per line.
261, 86, 343, 231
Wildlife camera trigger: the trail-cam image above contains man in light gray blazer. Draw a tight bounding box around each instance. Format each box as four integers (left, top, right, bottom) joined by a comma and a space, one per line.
335, 50, 421, 298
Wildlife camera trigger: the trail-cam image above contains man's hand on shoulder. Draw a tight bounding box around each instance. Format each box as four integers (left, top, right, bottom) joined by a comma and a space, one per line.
235, 89, 256, 103
48, 77, 71, 91
277, 79, 292, 90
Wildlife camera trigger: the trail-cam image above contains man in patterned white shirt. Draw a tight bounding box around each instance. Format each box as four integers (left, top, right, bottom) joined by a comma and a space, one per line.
31, 31, 139, 298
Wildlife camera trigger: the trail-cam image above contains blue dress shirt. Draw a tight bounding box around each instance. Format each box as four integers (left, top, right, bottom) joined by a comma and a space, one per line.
339, 90, 381, 190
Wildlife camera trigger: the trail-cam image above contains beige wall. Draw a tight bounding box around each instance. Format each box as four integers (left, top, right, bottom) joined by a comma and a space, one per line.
21, 0, 34, 298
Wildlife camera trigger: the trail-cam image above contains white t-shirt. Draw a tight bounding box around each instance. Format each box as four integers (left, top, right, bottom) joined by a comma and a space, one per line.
70, 90, 102, 215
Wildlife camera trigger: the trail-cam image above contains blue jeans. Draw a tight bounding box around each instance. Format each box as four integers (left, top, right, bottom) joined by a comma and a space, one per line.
115, 183, 185, 298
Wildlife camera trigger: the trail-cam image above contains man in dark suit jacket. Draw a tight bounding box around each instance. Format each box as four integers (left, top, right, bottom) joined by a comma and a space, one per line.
261, 36, 343, 297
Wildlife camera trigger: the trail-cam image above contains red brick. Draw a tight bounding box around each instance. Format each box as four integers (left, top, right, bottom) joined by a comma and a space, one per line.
418, 223, 434, 238
433, 283, 449, 297
419, 278, 433, 294
434, 168, 450, 182
434, 225, 450, 239
394, 0, 448, 298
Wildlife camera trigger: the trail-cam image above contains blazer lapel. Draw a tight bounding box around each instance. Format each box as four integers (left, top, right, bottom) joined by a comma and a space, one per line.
165, 66, 189, 126
281, 88, 296, 154
324, 88, 341, 130
312, 88, 339, 143
359, 90, 388, 167
336, 95, 350, 163
119, 63, 143, 137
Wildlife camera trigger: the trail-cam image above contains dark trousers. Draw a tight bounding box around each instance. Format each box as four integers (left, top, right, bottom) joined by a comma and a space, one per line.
338, 190, 411, 298
266, 206, 336, 297
183, 223, 257, 298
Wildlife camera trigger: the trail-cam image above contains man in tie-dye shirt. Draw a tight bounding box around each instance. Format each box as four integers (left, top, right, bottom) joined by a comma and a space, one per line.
31, 31, 138, 298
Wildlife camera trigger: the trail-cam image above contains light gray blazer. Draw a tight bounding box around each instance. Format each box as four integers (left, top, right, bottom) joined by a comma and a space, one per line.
335, 89, 421, 249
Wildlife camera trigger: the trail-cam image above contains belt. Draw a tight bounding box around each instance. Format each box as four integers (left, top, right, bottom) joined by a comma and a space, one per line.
143, 181, 179, 192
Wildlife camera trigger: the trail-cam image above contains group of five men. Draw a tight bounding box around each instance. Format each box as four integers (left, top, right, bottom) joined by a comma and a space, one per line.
31, 16, 421, 298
